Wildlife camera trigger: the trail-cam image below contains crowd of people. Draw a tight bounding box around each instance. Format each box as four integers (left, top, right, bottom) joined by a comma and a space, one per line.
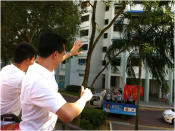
104, 88, 136, 105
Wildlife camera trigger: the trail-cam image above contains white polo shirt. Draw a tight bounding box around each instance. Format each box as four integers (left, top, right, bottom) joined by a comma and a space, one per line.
20, 63, 67, 131
0, 64, 25, 116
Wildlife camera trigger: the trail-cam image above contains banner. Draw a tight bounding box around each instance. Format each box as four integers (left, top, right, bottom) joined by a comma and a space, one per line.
124, 84, 131, 100
124, 84, 144, 101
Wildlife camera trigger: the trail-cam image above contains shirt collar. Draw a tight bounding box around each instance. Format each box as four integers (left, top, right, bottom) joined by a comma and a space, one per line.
11, 64, 25, 74
33, 62, 55, 79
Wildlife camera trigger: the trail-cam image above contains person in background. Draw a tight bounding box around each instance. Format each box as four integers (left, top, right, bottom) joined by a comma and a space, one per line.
118, 88, 123, 95
20, 32, 93, 130
116, 91, 122, 103
0, 43, 37, 126
128, 94, 134, 104
111, 88, 117, 102
105, 88, 111, 102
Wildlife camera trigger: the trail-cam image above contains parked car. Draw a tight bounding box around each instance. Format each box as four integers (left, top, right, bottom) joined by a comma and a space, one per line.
90, 93, 104, 108
162, 109, 175, 124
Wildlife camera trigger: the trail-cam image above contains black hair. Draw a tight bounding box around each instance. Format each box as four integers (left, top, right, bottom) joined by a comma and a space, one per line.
38, 32, 66, 57
14, 42, 37, 63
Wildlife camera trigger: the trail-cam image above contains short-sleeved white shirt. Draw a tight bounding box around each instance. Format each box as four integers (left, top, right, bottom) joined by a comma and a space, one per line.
0, 64, 25, 116
20, 63, 67, 131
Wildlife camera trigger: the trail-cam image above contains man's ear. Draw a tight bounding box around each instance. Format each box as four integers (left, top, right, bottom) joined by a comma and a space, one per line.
52, 51, 57, 59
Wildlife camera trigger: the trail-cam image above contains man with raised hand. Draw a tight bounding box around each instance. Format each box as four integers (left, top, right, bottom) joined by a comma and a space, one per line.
20, 32, 92, 130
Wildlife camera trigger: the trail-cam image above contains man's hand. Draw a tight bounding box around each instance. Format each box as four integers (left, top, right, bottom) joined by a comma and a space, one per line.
71, 40, 84, 56
80, 86, 93, 102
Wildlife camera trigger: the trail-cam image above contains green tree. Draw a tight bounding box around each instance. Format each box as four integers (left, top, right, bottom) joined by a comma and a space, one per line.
105, 1, 174, 129
1, 1, 81, 64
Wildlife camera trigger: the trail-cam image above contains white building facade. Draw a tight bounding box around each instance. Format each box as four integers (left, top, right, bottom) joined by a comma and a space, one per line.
56, 1, 174, 104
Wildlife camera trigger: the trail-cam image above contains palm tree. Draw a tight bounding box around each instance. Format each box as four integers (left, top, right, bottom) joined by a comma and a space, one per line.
90, 39, 129, 88
103, 1, 174, 130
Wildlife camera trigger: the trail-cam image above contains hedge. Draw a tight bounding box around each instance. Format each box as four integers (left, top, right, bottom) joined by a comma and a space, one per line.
80, 119, 93, 130
66, 85, 95, 93
66, 85, 81, 92
80, 107, 107, 129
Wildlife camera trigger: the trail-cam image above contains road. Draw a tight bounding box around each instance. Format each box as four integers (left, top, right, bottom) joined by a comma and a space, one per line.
108, 107, 174, 130
61, 93, 174, 130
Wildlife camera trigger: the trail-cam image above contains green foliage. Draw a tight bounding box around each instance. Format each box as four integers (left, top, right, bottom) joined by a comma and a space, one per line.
141, 43, 155, 55
1, 1, 81, 64
106, 39, 129, 59
59, 90, 79, 97
66, 85, 94, 93
81, 107, 107, 129
105, 39, 129, 71
80, 119, 93, 130
66, 85, 81, 93
107, 1, 174, 91
103, 1, 113, 7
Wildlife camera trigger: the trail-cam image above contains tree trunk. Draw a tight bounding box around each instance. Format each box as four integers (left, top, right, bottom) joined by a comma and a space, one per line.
82, 1, 97, 88
135, 58, 142, 130
90, 48, 127, 88
82, 1, 126, 88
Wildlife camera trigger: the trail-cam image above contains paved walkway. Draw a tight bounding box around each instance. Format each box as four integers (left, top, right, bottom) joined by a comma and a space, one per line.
140, 97, 174, 109
111, 121, 174, 130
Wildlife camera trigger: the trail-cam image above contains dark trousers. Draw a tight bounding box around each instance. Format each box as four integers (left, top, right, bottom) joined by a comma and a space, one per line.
1, 114, 20, 123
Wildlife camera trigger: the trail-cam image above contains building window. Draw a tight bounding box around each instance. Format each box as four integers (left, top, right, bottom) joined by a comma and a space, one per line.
103, 47, 107, 52
105, 6, 109, 11
80, 30, 89, 37
113, 24, 123, 32
78, 59, 86, 65
82, 44, 88, 50
131, 58, 139, 66
127, 11, 144, 25
81, 15, 89, 23
133, 1, 142, 4
79, 73, 84, 77
81, 1, 90, 8
102, 60, 106, 65
111, 58, 121, 66
104, 33, 108, 38
105, 19, 109, 25
115, 6, 122, 14
59, 75, 65, 83
114, 3, 122, 6
111, 76, 116, 87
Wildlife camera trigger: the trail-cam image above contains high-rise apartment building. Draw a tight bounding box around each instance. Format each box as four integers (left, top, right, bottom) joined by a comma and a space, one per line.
56, 1, 174, 103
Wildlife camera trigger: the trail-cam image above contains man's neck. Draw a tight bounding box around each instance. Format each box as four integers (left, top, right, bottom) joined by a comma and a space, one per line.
36, 57, 54, 72
13, 62, 26, 72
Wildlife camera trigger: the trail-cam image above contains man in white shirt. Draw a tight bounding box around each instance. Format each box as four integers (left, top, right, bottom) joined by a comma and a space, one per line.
0, 43, 37, 126
20, 32, 93, 130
